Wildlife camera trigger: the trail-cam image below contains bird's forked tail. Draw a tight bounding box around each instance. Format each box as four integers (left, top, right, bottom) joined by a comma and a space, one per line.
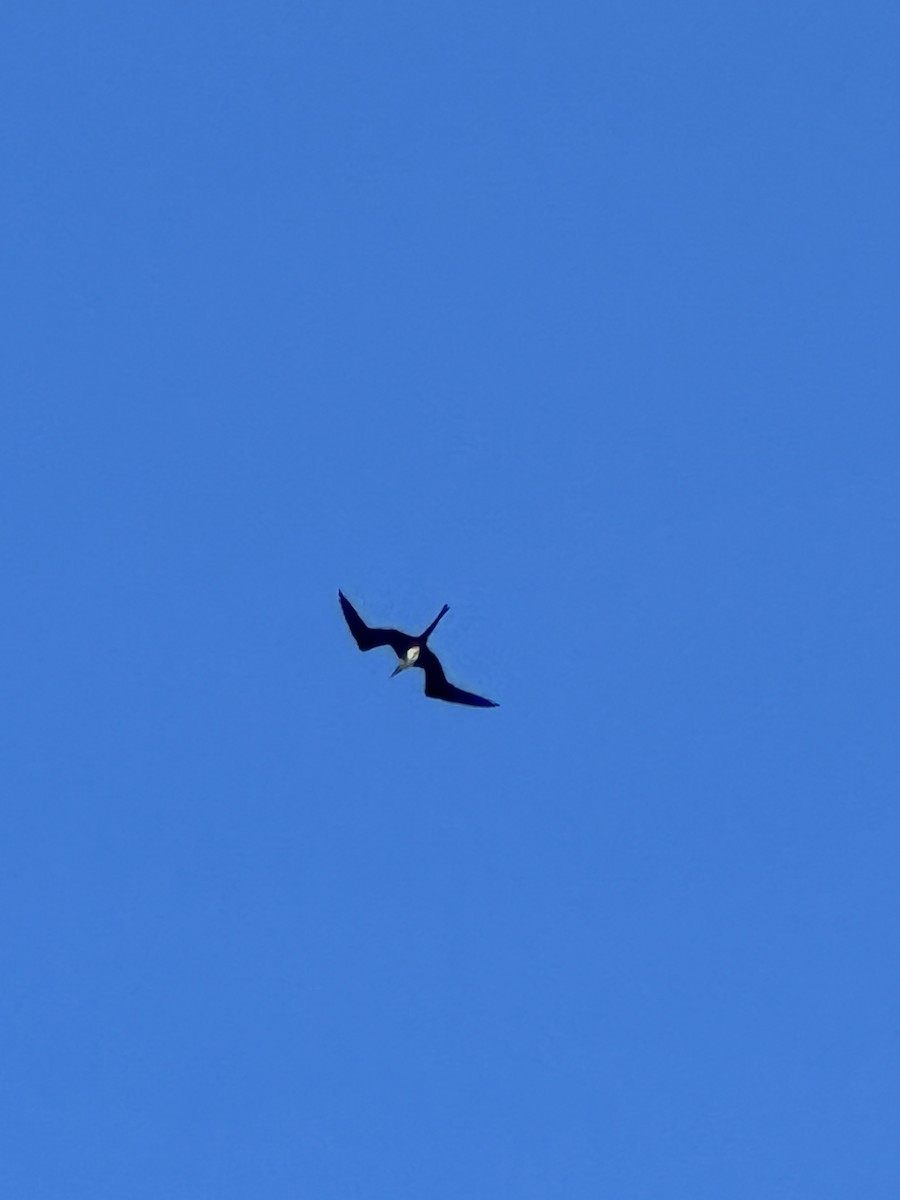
420, 604, 450, 642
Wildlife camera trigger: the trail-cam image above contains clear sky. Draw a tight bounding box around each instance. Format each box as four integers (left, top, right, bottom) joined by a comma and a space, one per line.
3, 2, 898, 1196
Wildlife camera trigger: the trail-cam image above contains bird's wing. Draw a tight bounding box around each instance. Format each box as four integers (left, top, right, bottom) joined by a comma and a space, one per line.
339, 591, 409, 655
419, 647, 498, 707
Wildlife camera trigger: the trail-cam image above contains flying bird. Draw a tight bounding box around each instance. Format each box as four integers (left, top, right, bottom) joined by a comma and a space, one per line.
338, 591, 498, 707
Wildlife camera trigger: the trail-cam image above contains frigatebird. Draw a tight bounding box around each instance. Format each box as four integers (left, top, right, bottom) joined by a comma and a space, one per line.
339, 591, 498, 707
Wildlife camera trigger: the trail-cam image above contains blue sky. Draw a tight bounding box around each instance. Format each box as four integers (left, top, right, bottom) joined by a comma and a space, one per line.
3, 1, 898, 1195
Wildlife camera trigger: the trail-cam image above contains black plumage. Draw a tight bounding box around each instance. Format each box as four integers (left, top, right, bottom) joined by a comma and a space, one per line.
339, 591, 498, 707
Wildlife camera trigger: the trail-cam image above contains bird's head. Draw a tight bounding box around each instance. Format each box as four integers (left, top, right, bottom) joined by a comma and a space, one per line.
390, 645, 420, 677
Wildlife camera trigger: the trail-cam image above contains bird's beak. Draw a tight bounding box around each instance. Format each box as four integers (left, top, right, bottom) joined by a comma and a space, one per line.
390, 664, 403, 678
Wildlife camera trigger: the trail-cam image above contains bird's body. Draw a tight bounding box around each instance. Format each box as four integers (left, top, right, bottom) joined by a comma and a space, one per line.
338, 591, 498, 707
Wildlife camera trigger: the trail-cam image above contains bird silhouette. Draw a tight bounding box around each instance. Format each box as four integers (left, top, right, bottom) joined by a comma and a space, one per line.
339, 591, 498, 707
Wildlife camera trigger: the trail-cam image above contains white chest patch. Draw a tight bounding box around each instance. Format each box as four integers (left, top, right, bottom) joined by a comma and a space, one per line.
406, 646, 420, 663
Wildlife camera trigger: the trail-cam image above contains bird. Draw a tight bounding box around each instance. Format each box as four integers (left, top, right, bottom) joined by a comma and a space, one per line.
338, 590, 498, 707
